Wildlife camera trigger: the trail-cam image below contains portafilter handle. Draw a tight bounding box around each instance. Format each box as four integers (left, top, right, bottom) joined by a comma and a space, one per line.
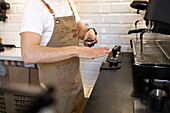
112, 46, 117, 58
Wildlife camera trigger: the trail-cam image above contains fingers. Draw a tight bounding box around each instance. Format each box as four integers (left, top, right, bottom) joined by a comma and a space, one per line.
84, 30, 98, 42
90, 53, 107, 59
93, 36, 98, 43
93, 47, 112, 54
88, 47, 111, 59
96, 54, 107, 58
77, 46, 111, 59
95, 37, 98, 43
90, 35, 98, 42
94, 47, 110, 50
84, 34, 88, 40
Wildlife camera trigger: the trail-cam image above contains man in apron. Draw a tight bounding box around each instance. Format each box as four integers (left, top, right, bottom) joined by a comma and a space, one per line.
20, 0, 111, 113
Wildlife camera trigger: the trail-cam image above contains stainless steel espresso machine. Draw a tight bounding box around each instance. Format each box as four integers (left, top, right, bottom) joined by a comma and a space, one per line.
130, 0, 170, 113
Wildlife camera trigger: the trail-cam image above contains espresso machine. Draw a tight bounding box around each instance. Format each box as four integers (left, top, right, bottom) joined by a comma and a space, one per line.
130, 0, 170, 112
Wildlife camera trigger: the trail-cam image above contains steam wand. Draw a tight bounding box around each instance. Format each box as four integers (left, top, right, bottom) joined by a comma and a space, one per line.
135, 19, 144, 40
139, 29, 152, 60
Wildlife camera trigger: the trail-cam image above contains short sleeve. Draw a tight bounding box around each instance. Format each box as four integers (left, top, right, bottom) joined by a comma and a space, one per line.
70, 0, 80, 23
20, 1, 44, 35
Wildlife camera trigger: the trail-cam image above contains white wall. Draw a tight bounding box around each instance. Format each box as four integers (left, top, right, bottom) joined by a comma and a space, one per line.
76, 0, 142, 87
0, 0, 26, 47
1, 0, 168, 88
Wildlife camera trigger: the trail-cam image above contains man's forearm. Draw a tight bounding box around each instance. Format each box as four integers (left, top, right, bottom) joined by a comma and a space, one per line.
78, 26, 88, 40
21, 32, 111, 64
77, 21, 88, 40
22, 45, 78, 64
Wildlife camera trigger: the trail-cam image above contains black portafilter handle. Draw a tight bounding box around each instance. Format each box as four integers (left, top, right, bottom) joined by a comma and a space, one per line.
128, 28, 146, 34
117, 45, 121, 53
130, 1, 148, 10
112, 46, 118, 58
112, 45, 121, 58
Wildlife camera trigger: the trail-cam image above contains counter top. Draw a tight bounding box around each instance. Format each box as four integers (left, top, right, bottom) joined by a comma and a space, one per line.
83, 53, 134, 113
83, 52, 170, 113
0, 48, 23, 61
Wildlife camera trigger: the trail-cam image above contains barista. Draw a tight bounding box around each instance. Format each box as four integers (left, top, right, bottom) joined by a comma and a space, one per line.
20, 0, 111, 113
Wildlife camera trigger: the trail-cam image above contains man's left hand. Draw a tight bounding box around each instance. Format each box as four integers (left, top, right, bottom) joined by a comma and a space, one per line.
84, 29, 98, 43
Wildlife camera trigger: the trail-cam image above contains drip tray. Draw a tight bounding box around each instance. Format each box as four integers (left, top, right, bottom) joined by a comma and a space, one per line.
132, 40, 170, 65
134, 100, 170, 113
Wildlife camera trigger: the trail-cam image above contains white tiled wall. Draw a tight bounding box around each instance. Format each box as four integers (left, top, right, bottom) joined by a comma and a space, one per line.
0, 0, 168, 88
76, 0, 141, 87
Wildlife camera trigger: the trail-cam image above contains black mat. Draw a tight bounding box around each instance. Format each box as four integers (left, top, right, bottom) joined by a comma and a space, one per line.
100, 52, 122, 70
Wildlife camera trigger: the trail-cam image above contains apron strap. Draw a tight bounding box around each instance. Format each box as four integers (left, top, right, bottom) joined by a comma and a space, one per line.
41, 0, 55, 16
67, 0, 74, 15
41, 0, 75, 17
67, 0, 75, 18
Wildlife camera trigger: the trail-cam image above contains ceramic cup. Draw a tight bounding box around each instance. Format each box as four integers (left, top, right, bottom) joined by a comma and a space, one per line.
83, 38, 96, 47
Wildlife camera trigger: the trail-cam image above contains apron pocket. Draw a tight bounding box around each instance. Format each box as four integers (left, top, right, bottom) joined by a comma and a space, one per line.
56, 62, 78, 78
55, 62, 79, 93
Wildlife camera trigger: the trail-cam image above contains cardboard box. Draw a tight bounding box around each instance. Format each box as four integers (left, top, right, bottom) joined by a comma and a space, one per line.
0, 61, 40, 86
9, 66, 29, 85
29, 68, 40, 86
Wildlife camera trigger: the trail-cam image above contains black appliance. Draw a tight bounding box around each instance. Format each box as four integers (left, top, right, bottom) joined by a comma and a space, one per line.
130, 0, 148, 14
0, 43, 16, 52
144, 0, 170, 35
0, 0, 10, 22
130, 0, 170, 112
132, 40, 170, 98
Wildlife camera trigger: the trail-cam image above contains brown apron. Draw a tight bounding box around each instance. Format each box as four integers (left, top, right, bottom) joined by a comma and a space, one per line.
39, 0, 85, 113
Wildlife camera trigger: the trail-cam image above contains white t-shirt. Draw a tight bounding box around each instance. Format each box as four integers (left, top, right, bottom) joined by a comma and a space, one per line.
20, 0, 80, 46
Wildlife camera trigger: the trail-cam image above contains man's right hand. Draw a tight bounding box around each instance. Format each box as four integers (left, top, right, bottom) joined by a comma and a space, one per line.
76, 47, 112, 59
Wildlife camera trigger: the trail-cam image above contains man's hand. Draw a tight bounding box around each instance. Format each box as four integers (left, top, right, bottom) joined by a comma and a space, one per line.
77, 21, 98, 42
84, 29, 98, 43
76, 47, 111, 59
